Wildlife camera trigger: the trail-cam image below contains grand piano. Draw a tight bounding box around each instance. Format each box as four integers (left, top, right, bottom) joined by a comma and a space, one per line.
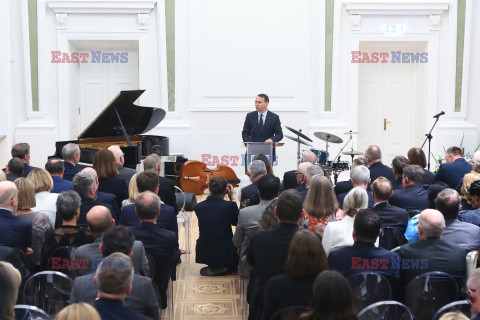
52, 90, 169, 168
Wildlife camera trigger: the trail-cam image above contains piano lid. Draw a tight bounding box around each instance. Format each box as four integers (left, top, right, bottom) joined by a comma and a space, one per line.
78, 90, 166, 139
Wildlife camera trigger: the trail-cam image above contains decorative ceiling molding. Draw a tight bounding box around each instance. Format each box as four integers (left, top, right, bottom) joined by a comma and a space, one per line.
47, 0, 155, 14
344, 1, 450, 16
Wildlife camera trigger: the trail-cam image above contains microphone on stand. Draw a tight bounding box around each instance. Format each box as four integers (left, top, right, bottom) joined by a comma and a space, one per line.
433, 111, 445, 119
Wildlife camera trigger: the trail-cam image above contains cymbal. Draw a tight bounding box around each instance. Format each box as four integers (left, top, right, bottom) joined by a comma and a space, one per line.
343, 130, 359, 135
313, 132, 343, 144
342, 150, 364, 156
285, 135, 312, 147
285, 126, 313, 142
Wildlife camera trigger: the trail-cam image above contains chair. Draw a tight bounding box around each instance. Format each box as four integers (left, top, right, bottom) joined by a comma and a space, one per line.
14, 305, 50, 320
405, 271, 459, 320
358, 300, 413, 320
347, 272, 392, 311
379, 226, 407, 250
145, 250, 173, 310
47, 246, 80, 280
23, 271, 74, 316
270, 306, 310, 320
432, 300, 473, 320
175, 186, 192, 263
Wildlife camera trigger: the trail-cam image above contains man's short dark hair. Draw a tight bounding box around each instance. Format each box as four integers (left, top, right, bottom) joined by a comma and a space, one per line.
45, 158, 64, 175
11, 143, 30, 159
209, 176, 227, 197
136, 170, 159, 193
403, 165, 425, 185
469, 180, 480, 197
354, 209, 381, 242
102, 226, 135, 257
56, 190, 81, 222
257, 174, 280, 200
428, 182, 448, 209
391, 156, 409, 176
257, 93, 269, 103
276, 189, 303, 223
7, 158, 24, 176
135, 191, 161, 220
435, 188, 461, 220
446, 146, 463, 157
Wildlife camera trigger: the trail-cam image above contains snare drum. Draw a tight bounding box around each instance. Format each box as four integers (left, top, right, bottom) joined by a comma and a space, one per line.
310, 148, 328, 165
332, 161, 349, 171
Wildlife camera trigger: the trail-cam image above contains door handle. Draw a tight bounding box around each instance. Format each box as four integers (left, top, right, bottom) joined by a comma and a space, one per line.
384, 118, 391, 130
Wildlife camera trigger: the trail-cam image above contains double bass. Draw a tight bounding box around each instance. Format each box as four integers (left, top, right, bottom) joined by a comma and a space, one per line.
180, 160, 240, 195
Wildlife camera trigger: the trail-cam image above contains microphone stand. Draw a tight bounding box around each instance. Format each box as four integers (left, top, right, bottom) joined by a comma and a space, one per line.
421, 114, 443, 171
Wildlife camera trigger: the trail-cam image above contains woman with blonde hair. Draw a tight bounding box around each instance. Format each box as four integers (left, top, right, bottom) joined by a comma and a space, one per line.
55, 303, 101, 320
303, 176, 343, 235
26, 168, 58, 226
0, 262, 22, 320
460, 172, 480, 211
14, 178, 53, 264
122, 172, 139, 208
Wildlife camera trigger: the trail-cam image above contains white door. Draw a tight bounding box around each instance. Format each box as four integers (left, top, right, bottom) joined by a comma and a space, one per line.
357, 42, 427, 165
76, 50, 139, 137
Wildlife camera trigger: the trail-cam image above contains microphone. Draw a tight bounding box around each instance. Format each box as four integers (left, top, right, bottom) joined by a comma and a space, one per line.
433, 111, 445, 118
249, 118, 258, 141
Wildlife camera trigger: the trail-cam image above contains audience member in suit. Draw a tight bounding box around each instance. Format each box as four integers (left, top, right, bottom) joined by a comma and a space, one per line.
0, 261, 22, 319
0, 181, 33, 253
62, 143, 82, 181
143, 153, 178, 214
283, 151, 317, 190
407, 147, 435, 184
261, 230, 328, 320
389, 165, 429, 212
82, 167, 120, 221
435, 146, 473, 189
240, 160, 267, 208
372, 177, 409, 232
246, 189, 303, 320
328, 209, 400, 282
195, 176, 239, 276
294, 162, 311, 194
396, 209, 466, 289
301, 165, 324, 200
46, 158, 73, 193
91, 252, 152, 320
437, 188, 480, 252
391, 156, 410, 190
71, 226, 159, 320
5, 158, 24, 182
26, 168, 58, 226
323, 187, 369, 254
334, 157, 368, 196
365, 145, 395, 182
11, 143, 37, 178
459, 180, 480, 227
246, 154, 284, 206
108, 145, 137, 186
427, 182, 448, 209
467, 269, 480, 319
338, 165, 374, 209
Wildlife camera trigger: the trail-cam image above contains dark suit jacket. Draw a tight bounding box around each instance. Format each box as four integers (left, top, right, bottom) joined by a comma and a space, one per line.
6, 173, 21, 182
424, 169, 435, 185
158, 176, 178, 214
51, 176, 73, 193
194, 197, 238, 266
77, 197, 114, 227
241, 111, 283, 143
373, 202, 409, 232
98, 176, 128, 209
369, 162, 395, 182
388, 185, 429, 212
97, 192, 120, 221
93, 298, 152, 320
130, 222, 177, 261
391, 177, 403, 190
117, 165, 137, 186
71, 273, 159, 320
282, 170, 299, 190
21, 163, 37, 178
294, 183, 306, 193
241, 182, 258, 206
334, 180, 353, 196
63, 162, 82, 181
435, 158, 472, 189
0, 208, 32, 251
338, 190, 375, 209
119, 204, 178, 236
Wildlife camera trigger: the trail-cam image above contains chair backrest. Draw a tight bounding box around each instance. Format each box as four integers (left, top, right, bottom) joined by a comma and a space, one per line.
145, 249, 172, 310
270, 306, 310, 320
47, 246, 80, 280
379, 226, 408, 250
358, 300, 413, 320
14, 304, 50, 320
23, 271, 74, 316
405, 271, 459, 320
145, 250, 157, 279
347, 272, 392, 311
432, 300, 473, 320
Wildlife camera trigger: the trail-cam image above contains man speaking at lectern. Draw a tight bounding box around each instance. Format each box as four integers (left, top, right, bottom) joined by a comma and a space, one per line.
241, 94, 283, 143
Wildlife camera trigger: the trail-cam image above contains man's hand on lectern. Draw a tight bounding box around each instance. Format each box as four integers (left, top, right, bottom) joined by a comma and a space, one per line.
265, 139, 273, 143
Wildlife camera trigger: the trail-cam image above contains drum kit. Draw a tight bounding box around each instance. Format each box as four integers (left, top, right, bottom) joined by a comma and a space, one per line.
285, 127, 364, 184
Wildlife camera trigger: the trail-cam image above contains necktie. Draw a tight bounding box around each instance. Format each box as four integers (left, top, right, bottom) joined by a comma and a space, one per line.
259, 114, 264, 128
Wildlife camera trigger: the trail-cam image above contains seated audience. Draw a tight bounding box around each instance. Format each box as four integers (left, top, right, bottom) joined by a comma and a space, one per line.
407, 147, 435, 184
62, 143, 82, 181
55, 303, 101, 320
283, 151, 316, 190
391, 156, 410, 190
195, 176, 238, 276
5, 158, 24, 181
11, 143, 36, 178
459, 172, 480, 211
365, 145, 395, 182
323, 187, 369, 254
108, 145, 137, 186
397, 209, 466, 288
0, 261, 22, 320
436, 188, 480, 252
435, 146, 473, 189
299, 271, 358, 320
299, 165, 324, 199
75, 205, 148, 275
46, 158, 73, 193
261, 230, 328, 320
82, 167, 119, 221
468, 269, 480, 320
14, 178, 52, 264
26, 168, 58, 226
92, 252, 152, 320
93, 149, 128, 209
240, 160, 267, 207
294, 162, 312, 194
372, 177, 409, 232
246, 189, 303, 320
253, 153, 274, 175
328, 209, 400, 281
143, 153, 178, 213
338, 165, 374, 208
71, 226, 159, 320
334, 157, 368, 196
457, 150, 480, 195
459, 180, 480, 227
122, 172, 139, 208
303, 176, 343, 235
0, 181, 32, 252
389, 165, 429, 212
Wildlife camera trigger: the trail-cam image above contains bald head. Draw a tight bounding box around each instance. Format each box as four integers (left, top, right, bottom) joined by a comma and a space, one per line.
0, 181, 18, 211
301, 151, 317, 164
417, 209, 445, 239
365, 145, 382, 165
107, 145, 124, 166
86, 205, 114, 236
82, 167, 97, 178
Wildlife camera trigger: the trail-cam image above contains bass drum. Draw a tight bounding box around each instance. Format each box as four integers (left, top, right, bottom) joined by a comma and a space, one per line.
310, 148, 328, 165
